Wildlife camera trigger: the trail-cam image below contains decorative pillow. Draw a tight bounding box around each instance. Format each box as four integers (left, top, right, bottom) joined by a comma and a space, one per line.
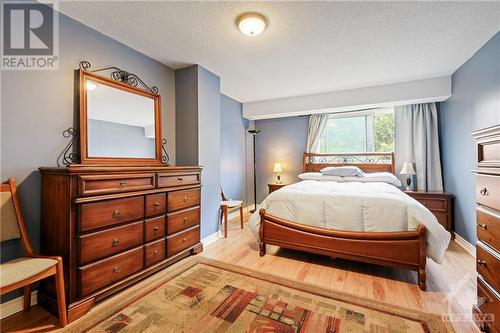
298, 172, 344, 182
320, 166, 364, 177
342, 172, 402, 186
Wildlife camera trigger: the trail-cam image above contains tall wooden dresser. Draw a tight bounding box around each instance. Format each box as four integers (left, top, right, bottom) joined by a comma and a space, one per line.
38, 165, 203, 322
473, 124, 500, 333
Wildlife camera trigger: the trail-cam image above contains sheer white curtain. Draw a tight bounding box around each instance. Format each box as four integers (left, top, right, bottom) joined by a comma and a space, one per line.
306, 114, 329, 153
395, 103, 443, 191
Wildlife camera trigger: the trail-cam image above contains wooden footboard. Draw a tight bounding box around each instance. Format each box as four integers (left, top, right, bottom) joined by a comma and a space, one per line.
258, 209, 427, 291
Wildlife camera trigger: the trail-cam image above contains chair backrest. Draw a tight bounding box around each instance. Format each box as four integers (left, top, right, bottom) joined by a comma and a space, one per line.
0, 178, 34, 255
220, 186, 228, 201
0, 190, 21, 242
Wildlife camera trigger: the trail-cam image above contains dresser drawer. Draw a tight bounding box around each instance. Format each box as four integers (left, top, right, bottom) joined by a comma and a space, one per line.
166, 226, 200, 257
477, 243, 500, 292
167, 188, 200, 212
144, 239, 166, 267
79, 221, 144, 265
145, 193, 166, 217
144, 215, 166, 242
80, 196, 144, 232
477, 207, 500, 251
477, 276, 500, 331
477, 174, 500, 211
78, 246, 143, 297
432, 211, 450, 231
167, 207, 200, 235
157, 173, 200, 188
78, 174, 155, 196
415, 196, 447, 211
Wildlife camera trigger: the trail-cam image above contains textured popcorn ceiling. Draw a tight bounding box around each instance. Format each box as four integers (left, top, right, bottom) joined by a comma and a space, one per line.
59, 1, 500, 103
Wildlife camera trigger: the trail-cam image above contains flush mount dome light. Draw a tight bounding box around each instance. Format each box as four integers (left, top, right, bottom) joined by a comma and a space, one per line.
237, 13, 267, 36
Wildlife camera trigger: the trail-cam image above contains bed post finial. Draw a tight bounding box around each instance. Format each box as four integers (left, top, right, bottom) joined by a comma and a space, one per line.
259, 209, 266, 257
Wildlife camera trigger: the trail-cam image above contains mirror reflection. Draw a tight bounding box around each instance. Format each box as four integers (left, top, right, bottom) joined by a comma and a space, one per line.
86, 79, 156, 158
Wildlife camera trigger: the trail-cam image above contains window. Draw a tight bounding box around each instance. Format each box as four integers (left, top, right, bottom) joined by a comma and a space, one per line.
319, 108, 394, 153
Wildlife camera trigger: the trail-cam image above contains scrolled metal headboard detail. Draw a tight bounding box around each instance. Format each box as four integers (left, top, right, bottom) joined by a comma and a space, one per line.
303, 152, 395, 174
79, 60, 159, 94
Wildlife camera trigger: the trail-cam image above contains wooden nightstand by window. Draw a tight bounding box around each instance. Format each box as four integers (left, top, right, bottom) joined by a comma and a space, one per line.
404, 191, 454, 238
268, 183, 289, 194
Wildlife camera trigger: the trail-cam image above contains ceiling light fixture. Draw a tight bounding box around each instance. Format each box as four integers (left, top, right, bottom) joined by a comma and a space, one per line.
237, 13, 267, 37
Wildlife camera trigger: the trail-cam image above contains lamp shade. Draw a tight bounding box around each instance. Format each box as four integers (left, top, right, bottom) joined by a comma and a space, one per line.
399, 162, 416, 175
273, 162, 283, 173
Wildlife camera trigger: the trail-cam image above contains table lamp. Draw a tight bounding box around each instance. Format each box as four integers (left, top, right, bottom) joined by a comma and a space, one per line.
400, 162, 416, 191
273, 162, 283, 184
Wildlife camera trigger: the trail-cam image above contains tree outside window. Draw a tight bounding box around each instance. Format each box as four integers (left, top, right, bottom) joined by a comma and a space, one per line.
319, 108, 394, 153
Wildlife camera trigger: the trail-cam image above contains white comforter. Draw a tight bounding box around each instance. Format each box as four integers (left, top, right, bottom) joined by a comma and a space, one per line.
248, 180, 451, 264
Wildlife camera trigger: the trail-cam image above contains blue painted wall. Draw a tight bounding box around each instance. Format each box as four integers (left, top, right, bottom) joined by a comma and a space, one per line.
254, 116, 308, 203
0, 10, 175, 302
439, 32, 500, 244
198, 66, 221, 239
175, 65, 221, 239
220, 95, 249, 205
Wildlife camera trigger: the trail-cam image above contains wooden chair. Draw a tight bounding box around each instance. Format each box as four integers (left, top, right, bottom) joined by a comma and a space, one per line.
0, 178, 67, 327
219, 186, 244, 238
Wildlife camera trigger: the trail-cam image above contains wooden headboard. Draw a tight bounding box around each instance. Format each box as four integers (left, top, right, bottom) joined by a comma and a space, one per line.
303, 152, 395, 174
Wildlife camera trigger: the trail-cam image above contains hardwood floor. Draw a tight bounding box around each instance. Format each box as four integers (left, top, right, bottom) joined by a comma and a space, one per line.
1, 213, 479, 332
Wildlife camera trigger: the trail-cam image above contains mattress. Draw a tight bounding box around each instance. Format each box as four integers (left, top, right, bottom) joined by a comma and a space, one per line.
248, 180, 451, 264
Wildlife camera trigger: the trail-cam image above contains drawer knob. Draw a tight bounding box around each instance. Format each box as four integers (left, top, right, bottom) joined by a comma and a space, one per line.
113, 266, 121, 273
480, 188, 488, 196
177, 177, 184, 181
183, 217, 188, 224
183, 196, 188, 202
119, 180, 127, 187
112, 210, 120, 218
153, 202, 160, 207
153, 226, 160, 232
112, 238, 120, 246
153, 250, 158, 255
182, 238, 187, 242
477, 260, 487, 266
477, 224, 487, 230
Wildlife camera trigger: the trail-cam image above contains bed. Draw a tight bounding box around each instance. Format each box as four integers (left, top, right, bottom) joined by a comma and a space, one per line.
250, 152, 451, 291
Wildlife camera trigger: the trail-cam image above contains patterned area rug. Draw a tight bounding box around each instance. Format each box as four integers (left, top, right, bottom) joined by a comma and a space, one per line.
71, 258, 453, 332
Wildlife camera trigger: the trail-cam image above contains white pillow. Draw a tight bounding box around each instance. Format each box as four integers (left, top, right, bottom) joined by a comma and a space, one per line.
342, 172, 402, 186
320, 166, 364, 177
298, 172, 344, 182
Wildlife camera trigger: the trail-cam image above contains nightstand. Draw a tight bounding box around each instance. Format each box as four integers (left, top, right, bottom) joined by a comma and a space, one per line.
404, 191, 454, 238
268, 183, 289, 194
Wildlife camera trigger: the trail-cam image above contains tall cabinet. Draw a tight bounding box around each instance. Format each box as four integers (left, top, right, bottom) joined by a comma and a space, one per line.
473, 124, 500, 333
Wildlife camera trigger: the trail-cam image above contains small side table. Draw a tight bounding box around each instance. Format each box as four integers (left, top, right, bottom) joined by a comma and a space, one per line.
404, 190, 454, 238
268, 183, 289, 194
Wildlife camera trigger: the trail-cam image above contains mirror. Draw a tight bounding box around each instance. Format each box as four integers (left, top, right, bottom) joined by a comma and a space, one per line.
79, 70, 162, 165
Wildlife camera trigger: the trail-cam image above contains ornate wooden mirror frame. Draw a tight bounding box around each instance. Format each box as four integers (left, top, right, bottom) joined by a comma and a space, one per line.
78, 69, 163, 165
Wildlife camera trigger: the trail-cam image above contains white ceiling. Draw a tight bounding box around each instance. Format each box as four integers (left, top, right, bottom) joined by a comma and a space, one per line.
59, 1, 500, 103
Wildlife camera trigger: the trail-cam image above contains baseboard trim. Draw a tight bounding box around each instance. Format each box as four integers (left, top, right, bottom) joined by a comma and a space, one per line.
454, 232, 475, 257
0, 290, 37, 320
201, 231, 222, 248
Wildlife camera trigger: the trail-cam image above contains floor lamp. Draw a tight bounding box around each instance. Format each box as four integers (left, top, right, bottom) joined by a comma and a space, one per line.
248, 129, 260, 213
